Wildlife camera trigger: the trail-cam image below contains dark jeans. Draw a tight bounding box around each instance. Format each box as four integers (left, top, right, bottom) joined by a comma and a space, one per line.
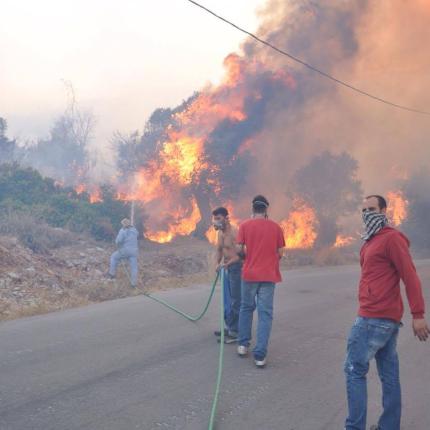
344, 317, 401, 430
224, 262, 242, 334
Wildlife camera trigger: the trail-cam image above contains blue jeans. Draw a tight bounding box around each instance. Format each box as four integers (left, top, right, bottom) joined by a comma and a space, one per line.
238, 281, 275, 360
224, 263, 242, 334
109, 249, 138, 286
344, 317, 401, 430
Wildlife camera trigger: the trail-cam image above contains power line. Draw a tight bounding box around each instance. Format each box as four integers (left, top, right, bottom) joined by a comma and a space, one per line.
186, 0, 430, 116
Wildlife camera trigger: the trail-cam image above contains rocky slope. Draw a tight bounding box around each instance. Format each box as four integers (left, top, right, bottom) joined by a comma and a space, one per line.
0, 233, 212, 320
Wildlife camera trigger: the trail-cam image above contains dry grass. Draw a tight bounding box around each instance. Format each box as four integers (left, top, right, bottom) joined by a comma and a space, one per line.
0, 212, 73, 254
1, 290, 90, 320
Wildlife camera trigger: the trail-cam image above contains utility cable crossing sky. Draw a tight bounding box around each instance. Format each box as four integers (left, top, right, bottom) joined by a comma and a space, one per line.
186, 0, 430, 116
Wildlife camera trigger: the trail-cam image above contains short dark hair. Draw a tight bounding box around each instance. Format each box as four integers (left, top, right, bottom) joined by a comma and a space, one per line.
212, 207, 229, 217
252, 195, 269, 213
365, 195, 387, 210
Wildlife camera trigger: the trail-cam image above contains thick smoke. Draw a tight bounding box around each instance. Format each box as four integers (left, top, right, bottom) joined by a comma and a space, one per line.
288, 151, 362, 247
121, 0, 430, 244
402, 168, 430, 252
245, 0, 430, 194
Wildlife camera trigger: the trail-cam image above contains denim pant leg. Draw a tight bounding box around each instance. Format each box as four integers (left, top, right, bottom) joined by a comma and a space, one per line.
344, 317, 400, 430
227, 263, 242, 334
109, 250, 122, 276
222, 268, 232, 330
344, 321, 370, 430
128, 255, 138, 286
253, 282, 275, 360
375, 328, 401, 430
238, 281, 257, 347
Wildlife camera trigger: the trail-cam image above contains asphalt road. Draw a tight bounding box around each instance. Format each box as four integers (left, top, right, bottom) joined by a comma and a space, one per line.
1, 262, 429, 430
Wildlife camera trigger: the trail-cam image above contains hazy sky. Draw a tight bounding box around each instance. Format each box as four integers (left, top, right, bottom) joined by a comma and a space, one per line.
0, 0, 265, 143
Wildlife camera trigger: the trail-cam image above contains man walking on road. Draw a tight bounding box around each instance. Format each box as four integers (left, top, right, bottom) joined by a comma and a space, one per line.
236, 195, 285, 367
344, 195, 430, 430
212, 207, 242, 342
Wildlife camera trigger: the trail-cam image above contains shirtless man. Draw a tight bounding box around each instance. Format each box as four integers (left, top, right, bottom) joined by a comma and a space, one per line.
212, 206, 242, 341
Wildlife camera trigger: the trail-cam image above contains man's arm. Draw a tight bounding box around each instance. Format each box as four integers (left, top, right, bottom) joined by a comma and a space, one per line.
115, 229, 125, 247
236, 224, 246, 260
215, 231, 224, 271
388, 234, 430, 341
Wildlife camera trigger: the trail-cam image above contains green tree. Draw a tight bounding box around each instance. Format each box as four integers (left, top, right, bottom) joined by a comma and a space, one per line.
0, 118, 16, 163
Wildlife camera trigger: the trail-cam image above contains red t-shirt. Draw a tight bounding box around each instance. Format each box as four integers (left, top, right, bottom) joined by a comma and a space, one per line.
358, 226, 425, 322
237, 218, 285, 283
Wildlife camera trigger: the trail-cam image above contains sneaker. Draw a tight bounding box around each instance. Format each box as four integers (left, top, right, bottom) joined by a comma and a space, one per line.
104, 272, 115, 280
254, 357, 267, 368
214, 329, 229, 337
237, 345, 248, 356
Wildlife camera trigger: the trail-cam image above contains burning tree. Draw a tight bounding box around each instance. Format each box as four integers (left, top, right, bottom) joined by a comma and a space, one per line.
115, 54, 297, 242
288, 151, 362, 247
113, 103, 190, 182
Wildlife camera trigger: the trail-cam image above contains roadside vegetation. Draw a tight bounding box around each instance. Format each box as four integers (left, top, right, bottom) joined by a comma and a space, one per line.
0, 163, 129, 246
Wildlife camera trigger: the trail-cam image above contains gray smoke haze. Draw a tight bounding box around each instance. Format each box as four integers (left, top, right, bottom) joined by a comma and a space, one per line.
244, 0, 430, 198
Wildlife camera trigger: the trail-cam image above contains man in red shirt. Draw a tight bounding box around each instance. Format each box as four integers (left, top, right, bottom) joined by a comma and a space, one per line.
344, 195, 429, 430
236, 195, 285, 367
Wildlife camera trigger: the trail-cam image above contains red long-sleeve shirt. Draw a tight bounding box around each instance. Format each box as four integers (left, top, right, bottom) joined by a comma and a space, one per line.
358, 226, 425, 322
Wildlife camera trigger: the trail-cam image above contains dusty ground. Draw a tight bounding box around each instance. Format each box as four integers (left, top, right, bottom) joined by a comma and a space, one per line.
0, 227, 361, 321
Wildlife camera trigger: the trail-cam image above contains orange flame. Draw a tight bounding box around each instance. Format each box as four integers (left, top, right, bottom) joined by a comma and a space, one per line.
334, 234, 355, 248
116, 52, 296, 243
387, 191, 408, 226
118, 54, 256, 210
75, 184, 86, 194
89, 188, 102, 203
75, 184, 103, 203
280, 199, 318, 249
145, 198, 201, 243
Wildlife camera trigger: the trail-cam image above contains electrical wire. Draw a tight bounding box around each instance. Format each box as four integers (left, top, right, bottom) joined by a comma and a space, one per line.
186, 0, 430, 116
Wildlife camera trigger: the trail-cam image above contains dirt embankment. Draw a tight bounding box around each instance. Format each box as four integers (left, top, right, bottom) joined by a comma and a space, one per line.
0, 223, 362, 321
0, 232, 213, 321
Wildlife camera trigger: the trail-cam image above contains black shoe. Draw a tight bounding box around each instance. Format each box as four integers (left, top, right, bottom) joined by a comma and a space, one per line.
214, 329, 229, 337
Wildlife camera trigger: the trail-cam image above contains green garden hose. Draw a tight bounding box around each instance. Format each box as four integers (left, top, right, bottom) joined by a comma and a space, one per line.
119, 262, 226, 429
142, 270, 219, 321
